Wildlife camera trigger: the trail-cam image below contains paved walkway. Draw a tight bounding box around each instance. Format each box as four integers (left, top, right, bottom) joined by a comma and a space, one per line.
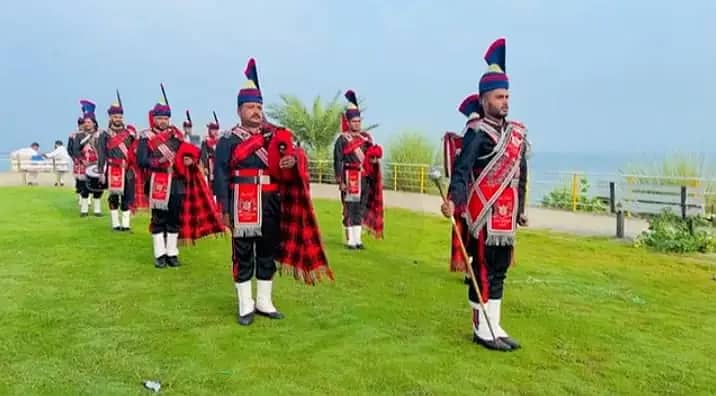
309, 184, 648, 239
0, 171, 648, 239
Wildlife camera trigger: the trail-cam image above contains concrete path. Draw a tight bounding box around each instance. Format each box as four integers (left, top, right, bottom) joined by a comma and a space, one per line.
309, 184, 648, 239
0, 171, 648, 239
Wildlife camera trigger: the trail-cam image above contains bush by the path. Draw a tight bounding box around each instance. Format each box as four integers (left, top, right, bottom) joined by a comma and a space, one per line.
635, 211, 715, 253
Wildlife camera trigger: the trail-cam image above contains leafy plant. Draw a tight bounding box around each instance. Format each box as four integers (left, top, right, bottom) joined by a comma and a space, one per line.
634, 210, 715, 253
541, 177, 606, 212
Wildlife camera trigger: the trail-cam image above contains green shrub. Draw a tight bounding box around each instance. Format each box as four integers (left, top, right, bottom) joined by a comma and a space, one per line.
634, 211, 715, 253
384, 130, 436, 193
541, 177, 606, 212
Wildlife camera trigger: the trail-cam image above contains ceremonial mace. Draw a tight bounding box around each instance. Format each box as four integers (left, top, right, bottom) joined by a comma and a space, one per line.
428, 168, 497, 341
116, 89, 123, 109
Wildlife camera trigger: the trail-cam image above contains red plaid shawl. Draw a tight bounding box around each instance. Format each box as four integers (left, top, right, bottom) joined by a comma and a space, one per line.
363, 144, 384, 239
269, 129, 332, 284
175, 143, 227, 244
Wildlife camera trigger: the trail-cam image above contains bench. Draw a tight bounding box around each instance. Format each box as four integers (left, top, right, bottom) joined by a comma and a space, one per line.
608, 182, 706, 238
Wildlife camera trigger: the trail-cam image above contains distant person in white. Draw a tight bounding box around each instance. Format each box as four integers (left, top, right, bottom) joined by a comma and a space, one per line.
44, 140, 72, 186
11, 142, 41, 185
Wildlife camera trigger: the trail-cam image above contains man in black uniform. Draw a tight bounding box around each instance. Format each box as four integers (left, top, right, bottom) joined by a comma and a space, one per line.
137, 102, 188, 268
98, 102, 135, 231
333, 90, 383, 249
72, 100, 104, 217
441, 38, 529, 351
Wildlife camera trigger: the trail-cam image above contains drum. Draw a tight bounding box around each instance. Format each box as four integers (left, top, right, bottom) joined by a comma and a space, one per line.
85, 164, 107, 192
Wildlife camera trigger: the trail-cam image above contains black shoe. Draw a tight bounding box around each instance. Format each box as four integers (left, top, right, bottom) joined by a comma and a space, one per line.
80, 213, 88, 218
500, 337, 521, 350
94, 213, 102, 217
356, 244, 365, 250
113, 226, 122, 231
473, 334, 512, 351
154, 255, 167, 269
463, 276, 471, 285
167, 256, 181, 267
255, 309, 284, 320
238, 311, 255, 326
121, 227, 131, 232
346, 245, 357, 250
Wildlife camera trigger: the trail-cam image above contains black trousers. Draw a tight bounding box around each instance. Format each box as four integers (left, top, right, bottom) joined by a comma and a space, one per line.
341, 178, 369, 226
79, 180, 103, 199
232, 192, 280, 282
150, 193, 183, 234
467, 231, 513, 302
108, 171, 135, 211
75, 178, 81, 193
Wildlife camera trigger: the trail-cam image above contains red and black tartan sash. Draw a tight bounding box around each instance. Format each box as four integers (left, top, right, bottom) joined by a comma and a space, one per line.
342, 134, 366, 163
230, 168, 277, 237
464, 120, 526, 246
205, 136, 218, 151
148, 128, 178, 164
232, 127, 269, 166
107, 130, 131, 159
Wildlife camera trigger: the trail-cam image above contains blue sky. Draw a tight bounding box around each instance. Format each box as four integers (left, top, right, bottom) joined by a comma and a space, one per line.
1, 0, 714, 155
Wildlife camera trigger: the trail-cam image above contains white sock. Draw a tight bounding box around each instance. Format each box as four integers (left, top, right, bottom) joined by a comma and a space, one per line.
152, 233, 166, 258
355, 225, 363, 245
110, 210, 120, 228
93, 199, 102, 214
488, 299, 509, 338
80, 198, 88, 214
470, 300, 494, 340
347, 226, 356, 246
235, 281, 255, 316
256, 280, 278, 313
166, 233, 179, 257
121, 211, 131, 229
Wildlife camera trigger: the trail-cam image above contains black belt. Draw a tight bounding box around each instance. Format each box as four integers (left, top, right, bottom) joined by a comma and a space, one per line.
230, 176, 273, 184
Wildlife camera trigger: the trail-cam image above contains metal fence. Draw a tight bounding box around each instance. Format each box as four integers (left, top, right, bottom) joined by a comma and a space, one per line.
3, 155, 714, 216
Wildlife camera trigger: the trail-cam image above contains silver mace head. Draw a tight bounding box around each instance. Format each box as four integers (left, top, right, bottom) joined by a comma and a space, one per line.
428, 167, 443, 183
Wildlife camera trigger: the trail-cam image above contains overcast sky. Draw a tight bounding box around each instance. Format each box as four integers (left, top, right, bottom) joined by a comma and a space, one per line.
1, 0, 714, 155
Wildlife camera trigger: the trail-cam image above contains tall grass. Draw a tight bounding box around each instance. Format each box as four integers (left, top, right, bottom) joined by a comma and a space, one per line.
384, 130, 438, 192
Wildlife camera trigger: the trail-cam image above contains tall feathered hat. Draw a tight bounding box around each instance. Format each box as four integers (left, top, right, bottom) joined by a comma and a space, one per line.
478, 38, 509, 95
80, 99, 96, 121
108, 89, 124, 115
237, 58, 263, 106
152, 83, 171, 117
344, 90, 360, 120
107, 103, 123, 115
458, 94, 482, 120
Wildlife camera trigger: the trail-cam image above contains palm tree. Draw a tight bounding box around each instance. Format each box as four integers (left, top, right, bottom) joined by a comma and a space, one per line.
266, 92, 379, 158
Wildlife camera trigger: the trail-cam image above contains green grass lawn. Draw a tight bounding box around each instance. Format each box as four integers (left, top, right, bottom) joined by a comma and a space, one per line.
1, 187, 715, 395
